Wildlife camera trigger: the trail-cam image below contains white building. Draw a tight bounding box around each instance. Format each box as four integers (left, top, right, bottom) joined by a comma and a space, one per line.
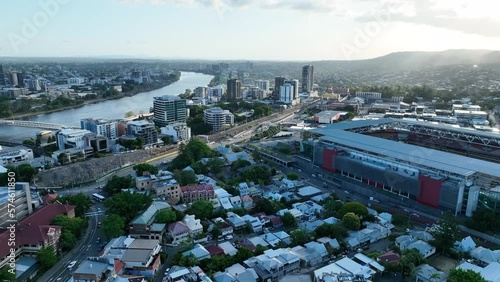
255, 79, 270, 96
56, 128, 93, 150
204, 107, 234, 132
194, 86, 208, 98
242, 214, 263, 233
0, 147, 34, 166
285, 79, 299, 100
280, 84, 297, 105
182, 214, 203, 237
80, 118, 118, 140
0, 182, 33, 227
160, 122, 191, 143
355, 92, 382, 100
67, 77, 85, 85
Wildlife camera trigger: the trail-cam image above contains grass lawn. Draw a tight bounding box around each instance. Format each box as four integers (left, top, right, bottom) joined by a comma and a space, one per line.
429, 255, 457, 272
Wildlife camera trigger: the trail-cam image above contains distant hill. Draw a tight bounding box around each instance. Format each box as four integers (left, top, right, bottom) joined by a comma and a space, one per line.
313, 49, 500, 72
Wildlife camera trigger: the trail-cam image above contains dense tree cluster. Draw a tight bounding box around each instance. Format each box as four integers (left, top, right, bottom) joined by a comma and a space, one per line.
104, 175, 135, 195
170, 139, 213, 170
133, 163, 159, 176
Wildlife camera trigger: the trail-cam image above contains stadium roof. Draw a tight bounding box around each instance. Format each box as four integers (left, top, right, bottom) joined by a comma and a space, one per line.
317, 129, 500, 177
313, 118, 395, 131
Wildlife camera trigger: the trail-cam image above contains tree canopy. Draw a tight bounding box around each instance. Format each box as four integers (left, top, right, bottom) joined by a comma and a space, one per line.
314, 223, 348, 239
133, 163, 159, 176
448, 268, 486, 282
431, 210, 460, 254
155, 209, 177, 224
342, 212, 361, 230
56, 193, 92, 217
102, 214, 126, 238
281, 212, 296, 227
290, 229, 311, 247
188, 200, 214, 219
104, 175, 135, 195
171, 139, 212, 170
206, 158, 225, 174
36, 247, 58, 270
174, 170, 198, 186
240, 166, 271, 185
104, 192, 152, 223
338, 202, 369, 218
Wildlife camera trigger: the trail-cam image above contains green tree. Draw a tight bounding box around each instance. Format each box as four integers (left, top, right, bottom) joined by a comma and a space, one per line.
466, 209, 500, 233
431, 210, 460, 254
104, 192, 153, 223
287, 173, 299, 180
36, 247, 58, 270
188, 200, 214, 219
60, 231, 78, 251
102, 214, 126, 238
323, 198, 343, 218
241, 166, 271, 185
290, 229, 310, 246
35, 135, 42, 147
0, 265, 15, 282
234, 247, 253, 263
155, 209, 177, 224
399, 249, 426, 277
231, 159, 252, 172
174, 170, 198, 186
315, 223, 348, 239
162, 135, 173, 145
281, 212, 297, 227
125, 111, 135, 118
206, 158, 225, 174
253, 198, 277, 215
448, 268, 486, 282
52, 215, 86, 238
393, 214, 411, 228
133, 163, 159, 176
23, 138, 35, 146
254, 244, 268, 255
338, 202, 369, 218
58, 152, 69, 165
342, 212, 361, 230
211, 224, 221, 244
56, 193, 92, 217
104, 175, 135, 195
14, 164, 38, 182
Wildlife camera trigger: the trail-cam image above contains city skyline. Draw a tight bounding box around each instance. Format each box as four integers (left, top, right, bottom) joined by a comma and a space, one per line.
1, 0, 500, 60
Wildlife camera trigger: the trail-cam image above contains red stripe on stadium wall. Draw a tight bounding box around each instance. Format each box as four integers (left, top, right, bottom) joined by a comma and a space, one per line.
322, 148, 339, 172
417, 175, 441, 208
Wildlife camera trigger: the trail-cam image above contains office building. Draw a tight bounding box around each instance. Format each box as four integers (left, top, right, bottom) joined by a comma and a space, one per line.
126, 120, 159, 145
227, 79, 242, 101
302, 65, 314, 93
279, 84, 295, 104
256, 80, 270, 94
153, 96, 188, 127
285, 79, 299, 100
160, 122, 192, 143
0, 64, 5, 85
274, 77, 286, 97
194, 86, 208, 98
15, 72, 24, 87
56, 128, 93, 150
67, 77, 85, 85
0, 182, 33, 227
80, 118, 118, 140
9, 72, 18, 86
26, 79, 41, 91
204, 107, 234, 132
355, 92, 382, 101
0, 147, 34, 166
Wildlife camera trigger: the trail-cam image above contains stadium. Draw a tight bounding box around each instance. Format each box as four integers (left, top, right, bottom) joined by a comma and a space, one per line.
310, 119, 500, 217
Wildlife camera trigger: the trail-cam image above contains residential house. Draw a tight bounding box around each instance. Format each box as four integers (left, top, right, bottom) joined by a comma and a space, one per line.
316, 237, 340, 250
168, 222, 190, 245
180, 184, 215, 204
183, 244, 211, 261
165, 266, 198, 282
238, 183, 250, 196
249, 236, 269, 248
377, 251, 400, 264
409, 231, 434, 242
277, 209, 303, 221
470, 247, 500, 266
220, 197, 234, 210
244, 248, 300, 282
241, 195, 254, 210
292, 201, 323, 219
226, 213, 247, 231
218, 242, 238, 256
323, 217, 340, 225
299, 220, 324, 233
242, 214, 263, 233
229, 196, 242, 209
183, 215, 203, 237
128, 201, 171, 240
453, 236, 476, 253
407, 240, 436, 258
415, 264, 447, 282
260, 233, 281, 247
314, 257, 375, 281
292, 242, 328, 266
214, 263, 258, 282
268, 216, 283, 229
395, 235, 415, 250
152, 179, 181, 205
457, 261, 500, 282
214, 218, 234, 236
253, 213, 271, 227
273, 231, 291, 245
353, 253, 385, 273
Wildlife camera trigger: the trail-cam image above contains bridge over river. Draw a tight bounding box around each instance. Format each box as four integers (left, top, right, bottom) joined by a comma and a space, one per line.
0, 119, 79, 130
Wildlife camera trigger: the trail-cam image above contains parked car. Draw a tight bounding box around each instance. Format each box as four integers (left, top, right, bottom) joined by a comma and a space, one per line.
96, 237, 101, 244
224, 235, 233, 240
97, 222, 102, 228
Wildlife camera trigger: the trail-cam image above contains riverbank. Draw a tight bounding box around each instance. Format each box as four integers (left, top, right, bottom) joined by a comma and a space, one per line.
7, 73, 181, 120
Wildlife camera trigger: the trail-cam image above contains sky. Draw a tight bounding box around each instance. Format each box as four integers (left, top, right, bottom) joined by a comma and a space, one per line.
1, 0, 500, 60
